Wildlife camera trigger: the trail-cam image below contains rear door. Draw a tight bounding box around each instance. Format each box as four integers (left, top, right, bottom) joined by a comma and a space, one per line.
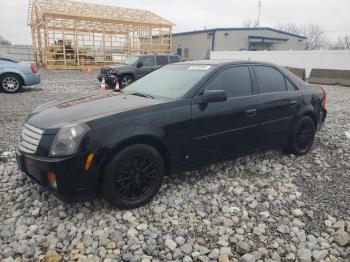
135, 56, 157, 79
155, 55, 169, 67
169, 55, 180, 64
190, 65, 260, 164
252, 65, 302, 148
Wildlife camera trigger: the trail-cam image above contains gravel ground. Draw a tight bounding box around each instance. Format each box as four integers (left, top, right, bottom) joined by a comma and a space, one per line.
0, 70, 349, 261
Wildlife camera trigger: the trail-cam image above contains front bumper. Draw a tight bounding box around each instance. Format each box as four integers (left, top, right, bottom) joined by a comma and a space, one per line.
15, 149, 98, 202
97, 74, 118, 87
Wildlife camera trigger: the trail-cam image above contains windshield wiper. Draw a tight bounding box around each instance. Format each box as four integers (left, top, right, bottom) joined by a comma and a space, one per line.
131, 92, 154, 99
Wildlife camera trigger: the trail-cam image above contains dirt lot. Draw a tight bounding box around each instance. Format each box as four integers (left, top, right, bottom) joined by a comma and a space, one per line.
0, 70, 349, 261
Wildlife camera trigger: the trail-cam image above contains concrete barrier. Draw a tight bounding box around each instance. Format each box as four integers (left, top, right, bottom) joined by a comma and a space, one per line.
211, 50, 350, 78
309, 69, 350, 86
284, 66, 306, 81
0, 46, 34, 61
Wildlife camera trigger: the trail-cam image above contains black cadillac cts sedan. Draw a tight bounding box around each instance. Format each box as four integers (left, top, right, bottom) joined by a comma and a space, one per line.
16, 60, 327, 209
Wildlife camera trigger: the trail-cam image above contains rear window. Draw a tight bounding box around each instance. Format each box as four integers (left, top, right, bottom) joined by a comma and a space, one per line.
254, 66, 286, 93
0, 58, 17, 63
169, 56, 180, 63
0, 52, 21, 63
0, 52, 20, 63
156, 56, 169, 66
285, 77, 296, 91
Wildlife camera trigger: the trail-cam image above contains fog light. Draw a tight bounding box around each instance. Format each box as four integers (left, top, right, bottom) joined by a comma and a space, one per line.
47, 171, 57, 190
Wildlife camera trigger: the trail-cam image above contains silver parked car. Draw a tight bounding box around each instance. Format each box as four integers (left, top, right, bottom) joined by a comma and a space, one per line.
0, 52, 40, 93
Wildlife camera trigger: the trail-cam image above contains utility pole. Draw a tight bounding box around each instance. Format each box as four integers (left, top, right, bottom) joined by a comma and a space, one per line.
257, 1, 262, 27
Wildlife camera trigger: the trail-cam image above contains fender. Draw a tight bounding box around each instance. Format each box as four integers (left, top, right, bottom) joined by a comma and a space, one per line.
90, 123, 166, 179
88, 118, 165, 158
293, 104, 318, 128
0, 67, 27, 85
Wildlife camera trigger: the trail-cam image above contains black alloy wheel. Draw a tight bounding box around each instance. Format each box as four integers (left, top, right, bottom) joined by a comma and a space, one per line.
289, 116, 316, 155
0, 73, 23, 93
102, 144, 164, 209
120, 75, 134, 88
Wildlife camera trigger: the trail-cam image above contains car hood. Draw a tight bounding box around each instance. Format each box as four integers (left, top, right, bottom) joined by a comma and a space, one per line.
27, 91, 164, 133
108, 64, 132, 71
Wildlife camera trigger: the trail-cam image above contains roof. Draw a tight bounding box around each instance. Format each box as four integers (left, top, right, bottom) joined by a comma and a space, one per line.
178, 59, 251, 66
172, 27, 306, 39
248, 35, 289, 42
29, 0, 174, 27
177, 59, 290, 67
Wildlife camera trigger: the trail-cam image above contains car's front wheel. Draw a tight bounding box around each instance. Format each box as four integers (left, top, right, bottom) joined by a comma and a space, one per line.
288, 116, 316, 155
119, 74, 134, 88
0, 73, 23, 93
102, 144, 165, 209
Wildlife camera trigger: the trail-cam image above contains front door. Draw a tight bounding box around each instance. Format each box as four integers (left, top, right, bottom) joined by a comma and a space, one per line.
135, 56, 157, 79
190, 66, 260, 164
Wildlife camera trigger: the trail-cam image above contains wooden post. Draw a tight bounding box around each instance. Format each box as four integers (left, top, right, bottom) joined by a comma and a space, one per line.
28, 0, 174, 69
62, 30, 67, 69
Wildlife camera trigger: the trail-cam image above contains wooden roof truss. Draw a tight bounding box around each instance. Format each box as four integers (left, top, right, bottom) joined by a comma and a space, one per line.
28, 0, 174, 69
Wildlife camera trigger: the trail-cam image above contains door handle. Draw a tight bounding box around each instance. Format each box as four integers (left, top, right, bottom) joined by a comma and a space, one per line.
245, 109, 257, 117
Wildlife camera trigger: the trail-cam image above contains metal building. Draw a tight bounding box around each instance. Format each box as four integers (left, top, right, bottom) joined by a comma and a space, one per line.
28, 0, 174, 69
172, 27, 306, 61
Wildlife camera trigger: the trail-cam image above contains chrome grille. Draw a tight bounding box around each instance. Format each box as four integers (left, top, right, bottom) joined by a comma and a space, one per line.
18, 123, 43, 154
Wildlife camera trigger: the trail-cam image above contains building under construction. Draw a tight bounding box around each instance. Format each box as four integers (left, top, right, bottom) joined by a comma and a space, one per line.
28, 0, 174, 69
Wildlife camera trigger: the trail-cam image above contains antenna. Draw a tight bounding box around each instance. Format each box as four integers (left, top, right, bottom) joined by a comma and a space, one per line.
257, 1, 262, 27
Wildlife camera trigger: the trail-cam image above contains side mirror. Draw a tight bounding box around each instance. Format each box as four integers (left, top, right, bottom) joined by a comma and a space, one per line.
137, 62, 143, 68
201, 90, 227, 104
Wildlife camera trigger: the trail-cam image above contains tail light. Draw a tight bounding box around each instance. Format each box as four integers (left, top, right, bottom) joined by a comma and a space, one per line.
320, 86, 327, 109
31, 63, 39, 73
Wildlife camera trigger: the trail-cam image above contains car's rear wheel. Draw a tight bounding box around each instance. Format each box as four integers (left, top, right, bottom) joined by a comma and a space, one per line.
0, 73, 23, 93
288, 116, 316, 155
119, 74, 134, 88
102, 144, 164, 209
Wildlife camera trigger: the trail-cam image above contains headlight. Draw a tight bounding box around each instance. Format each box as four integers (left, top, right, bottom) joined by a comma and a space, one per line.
49, 123, 89, 156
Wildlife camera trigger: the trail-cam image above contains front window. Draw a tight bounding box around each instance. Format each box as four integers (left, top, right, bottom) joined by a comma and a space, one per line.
123, 56, 139, 65
123, 64, 212, 99
140, 57, 155, 66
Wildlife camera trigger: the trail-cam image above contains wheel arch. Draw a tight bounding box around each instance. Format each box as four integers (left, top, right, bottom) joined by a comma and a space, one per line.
303, 111, 317, 129
295, 105, 318, 129
98, 134, 170, 186
0, 72, 25, 86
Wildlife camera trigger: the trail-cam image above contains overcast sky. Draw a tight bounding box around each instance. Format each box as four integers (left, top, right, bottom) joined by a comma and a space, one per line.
1, 0, 349, 45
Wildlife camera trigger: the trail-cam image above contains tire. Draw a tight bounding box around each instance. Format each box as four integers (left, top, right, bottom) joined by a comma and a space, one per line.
102, 144, 165, 209
0, 73, 23, 93
288, 116, 316, 155
119, 74, 134, 88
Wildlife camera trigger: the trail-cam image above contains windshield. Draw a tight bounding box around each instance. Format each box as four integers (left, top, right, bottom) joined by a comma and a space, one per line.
123, 56, 139, 65
123, 64, 212, 99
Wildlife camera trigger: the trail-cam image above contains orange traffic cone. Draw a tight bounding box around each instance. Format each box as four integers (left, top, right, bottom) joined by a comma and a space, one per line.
88, 66, 92, 80
115, 80, 120, 90
100, 77, 106, 92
